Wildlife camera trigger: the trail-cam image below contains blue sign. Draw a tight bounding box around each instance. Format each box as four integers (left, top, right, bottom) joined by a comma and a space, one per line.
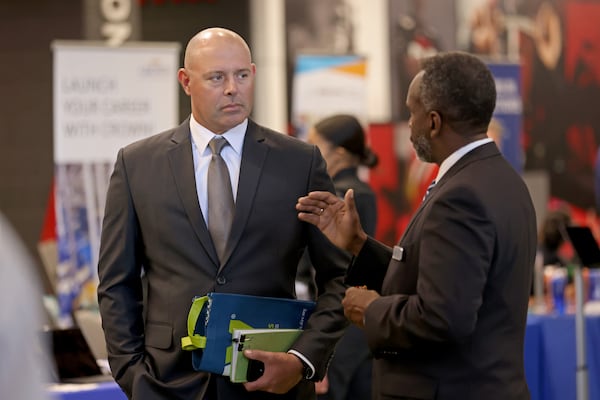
488, 62, 523, 173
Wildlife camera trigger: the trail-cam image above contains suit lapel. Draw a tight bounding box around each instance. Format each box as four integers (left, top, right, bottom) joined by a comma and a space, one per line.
399, 198, 429, 244
167, 119, 220, 267
219, 120, 268, 271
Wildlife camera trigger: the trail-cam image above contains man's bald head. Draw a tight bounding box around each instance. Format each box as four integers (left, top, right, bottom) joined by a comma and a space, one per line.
183, 27, 252, 69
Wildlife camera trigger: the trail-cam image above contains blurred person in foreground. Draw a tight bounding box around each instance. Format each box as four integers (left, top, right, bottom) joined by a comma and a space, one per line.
297, 52, 537, 399
304, 114, 377, 400
97, 27, 350, 400
0, 212, 49, 400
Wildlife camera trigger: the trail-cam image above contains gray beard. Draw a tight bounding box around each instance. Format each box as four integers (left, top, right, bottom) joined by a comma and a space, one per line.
413, 134, 433, 163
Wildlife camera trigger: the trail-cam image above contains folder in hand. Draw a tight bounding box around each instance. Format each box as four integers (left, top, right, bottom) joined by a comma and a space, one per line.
230, 328, 302, 383
180, 292, 315, 376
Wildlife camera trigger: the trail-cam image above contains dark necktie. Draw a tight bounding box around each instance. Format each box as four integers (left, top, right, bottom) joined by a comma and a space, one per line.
422, 180, 436, 202
207, 136, 234, 262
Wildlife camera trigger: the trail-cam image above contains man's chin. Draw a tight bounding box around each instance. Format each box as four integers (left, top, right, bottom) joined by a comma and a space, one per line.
217, 115, 247, 131
222, 106, 247, 116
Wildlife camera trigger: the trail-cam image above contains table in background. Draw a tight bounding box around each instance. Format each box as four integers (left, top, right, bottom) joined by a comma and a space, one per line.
45, 315, 600, 400
525, 314, 600, 400
48, 381, 127, 400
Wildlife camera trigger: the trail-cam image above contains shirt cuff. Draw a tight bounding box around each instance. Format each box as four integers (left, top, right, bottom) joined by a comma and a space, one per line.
287, 350, 315, 380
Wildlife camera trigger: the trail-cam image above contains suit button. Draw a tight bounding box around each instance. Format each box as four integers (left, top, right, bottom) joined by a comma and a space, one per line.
216, 275, 227, 285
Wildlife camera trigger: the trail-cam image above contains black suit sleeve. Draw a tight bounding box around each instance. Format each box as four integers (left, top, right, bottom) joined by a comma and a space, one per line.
345, 236, 392, 292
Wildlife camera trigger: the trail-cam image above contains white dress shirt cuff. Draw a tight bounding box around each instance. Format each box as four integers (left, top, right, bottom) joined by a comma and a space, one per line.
287, 350, 315, 380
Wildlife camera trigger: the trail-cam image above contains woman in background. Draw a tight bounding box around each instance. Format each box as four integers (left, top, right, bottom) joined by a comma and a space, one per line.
309, 114, 378, 235
304, 114, 378, 400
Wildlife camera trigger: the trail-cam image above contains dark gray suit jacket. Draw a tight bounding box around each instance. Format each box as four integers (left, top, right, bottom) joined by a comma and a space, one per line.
98, 118, 350, 400
347, 142, 537, 400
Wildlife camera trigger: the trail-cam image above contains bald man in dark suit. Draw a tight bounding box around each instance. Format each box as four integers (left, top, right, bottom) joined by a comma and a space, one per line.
98, 28, 349, 400
298, 52, 537, 399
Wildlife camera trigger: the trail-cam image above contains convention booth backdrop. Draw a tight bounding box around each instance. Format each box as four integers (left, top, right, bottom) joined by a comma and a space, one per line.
9, 0, 594, 337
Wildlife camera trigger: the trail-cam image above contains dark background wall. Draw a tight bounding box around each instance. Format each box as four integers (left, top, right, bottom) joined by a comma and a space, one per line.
0, 0, 249, 287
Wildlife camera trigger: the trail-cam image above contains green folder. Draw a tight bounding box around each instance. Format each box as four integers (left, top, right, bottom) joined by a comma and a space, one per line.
230, 328, 303, 383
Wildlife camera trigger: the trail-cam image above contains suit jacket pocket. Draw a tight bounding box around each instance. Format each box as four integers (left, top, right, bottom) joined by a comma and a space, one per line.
380, 371, 438, 399
145, 322, 173, 349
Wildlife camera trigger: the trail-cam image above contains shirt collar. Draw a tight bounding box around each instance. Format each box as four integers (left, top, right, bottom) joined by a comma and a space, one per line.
189, 115, 247, 156
435, 138, 493, 183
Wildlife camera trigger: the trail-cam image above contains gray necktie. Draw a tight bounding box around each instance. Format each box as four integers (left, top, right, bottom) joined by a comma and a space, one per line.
207, 136, 234, 262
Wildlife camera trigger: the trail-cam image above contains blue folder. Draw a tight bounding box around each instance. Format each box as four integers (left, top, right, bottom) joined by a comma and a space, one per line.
181, 292, 316, 375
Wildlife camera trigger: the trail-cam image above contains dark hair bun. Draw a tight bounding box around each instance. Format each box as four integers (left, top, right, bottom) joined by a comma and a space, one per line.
361, 148, 379, 168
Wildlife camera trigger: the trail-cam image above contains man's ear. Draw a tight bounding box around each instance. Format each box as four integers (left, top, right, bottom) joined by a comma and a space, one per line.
429, 111, 442, 137
177, 68, 191, 95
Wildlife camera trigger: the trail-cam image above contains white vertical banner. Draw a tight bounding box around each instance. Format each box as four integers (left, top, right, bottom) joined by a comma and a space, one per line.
52, 41, 180, 326
53, 41, 180, 163
291, 54, 367, 140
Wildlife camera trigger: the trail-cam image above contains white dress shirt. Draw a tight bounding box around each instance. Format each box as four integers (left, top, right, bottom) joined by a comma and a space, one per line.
189, 116, 246, 225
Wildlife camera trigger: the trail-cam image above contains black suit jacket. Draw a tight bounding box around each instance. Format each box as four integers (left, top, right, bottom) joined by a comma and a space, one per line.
98, 118, 350, 400
348, 143, 537, 400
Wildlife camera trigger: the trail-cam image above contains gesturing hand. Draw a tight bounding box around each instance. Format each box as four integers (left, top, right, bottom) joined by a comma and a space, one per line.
296, 189, 367, 256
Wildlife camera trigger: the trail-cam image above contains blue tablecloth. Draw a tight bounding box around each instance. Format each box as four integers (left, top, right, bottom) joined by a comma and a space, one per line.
525, 314, 600, 400
48, 381, 127, 400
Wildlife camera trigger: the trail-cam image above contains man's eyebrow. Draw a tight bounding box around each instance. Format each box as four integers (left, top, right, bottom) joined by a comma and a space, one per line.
203, 67, 251, 75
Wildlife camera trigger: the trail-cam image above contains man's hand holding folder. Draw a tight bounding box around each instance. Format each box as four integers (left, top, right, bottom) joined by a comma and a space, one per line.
242, 349, 304, 394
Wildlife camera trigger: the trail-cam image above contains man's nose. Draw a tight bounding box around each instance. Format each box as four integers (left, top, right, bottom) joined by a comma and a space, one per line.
224, 76, 237, 95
